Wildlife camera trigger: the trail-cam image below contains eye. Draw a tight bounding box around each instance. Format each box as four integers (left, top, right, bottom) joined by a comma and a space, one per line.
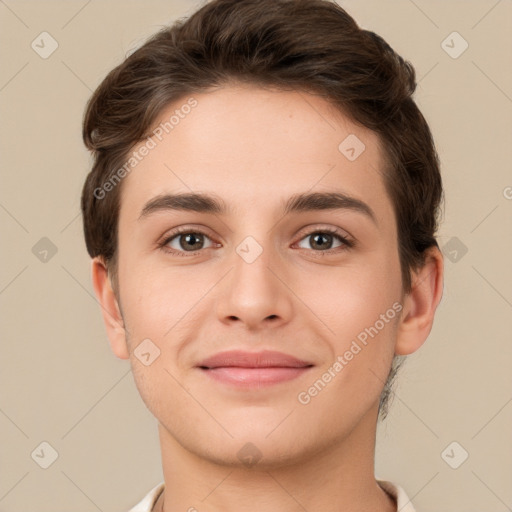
158, 226, 354, 258
159, 228, 216, 256
295, 228, 354, 253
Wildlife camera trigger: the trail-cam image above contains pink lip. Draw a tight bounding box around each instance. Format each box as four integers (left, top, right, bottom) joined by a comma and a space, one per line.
197, 350, 314, 388
198, 350, 313, 369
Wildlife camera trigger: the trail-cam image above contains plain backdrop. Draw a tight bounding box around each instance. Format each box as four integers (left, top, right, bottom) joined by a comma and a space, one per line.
0, 1, 511, 511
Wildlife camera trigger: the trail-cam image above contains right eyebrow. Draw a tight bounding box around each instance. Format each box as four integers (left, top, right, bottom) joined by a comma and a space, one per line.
138, 192, 230, 220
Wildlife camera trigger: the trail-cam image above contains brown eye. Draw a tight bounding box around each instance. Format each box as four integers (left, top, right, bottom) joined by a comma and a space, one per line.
162, 230, 214, 254
177, 233, 205, 251
309, 232, 335, 250
297, 229, 352, 252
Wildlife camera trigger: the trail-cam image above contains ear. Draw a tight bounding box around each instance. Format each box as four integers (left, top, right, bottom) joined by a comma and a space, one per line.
395, 246, 444, 355
91, 257, 129, 359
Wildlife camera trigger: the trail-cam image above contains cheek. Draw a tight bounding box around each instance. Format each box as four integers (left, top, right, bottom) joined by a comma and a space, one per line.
306, 251, 401, 391
295, 275, 400, 431
311, 255, 401, 339
119, 255, 199, 335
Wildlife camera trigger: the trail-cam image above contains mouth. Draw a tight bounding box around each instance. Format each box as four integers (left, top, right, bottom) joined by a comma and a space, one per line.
196, 350, 314, 388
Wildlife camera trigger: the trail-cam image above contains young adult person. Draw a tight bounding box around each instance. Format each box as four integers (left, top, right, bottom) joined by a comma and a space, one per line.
81, 1, 444, 510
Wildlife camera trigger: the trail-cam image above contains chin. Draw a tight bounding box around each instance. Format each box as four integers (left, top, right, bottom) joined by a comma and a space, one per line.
201, 439, 312, 471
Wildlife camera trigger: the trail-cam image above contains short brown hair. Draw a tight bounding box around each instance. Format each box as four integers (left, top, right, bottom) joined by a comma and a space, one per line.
81, 0, 443, 420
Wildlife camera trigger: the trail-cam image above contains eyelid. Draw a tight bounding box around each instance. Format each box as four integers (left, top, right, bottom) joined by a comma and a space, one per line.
294, 224, 353, 244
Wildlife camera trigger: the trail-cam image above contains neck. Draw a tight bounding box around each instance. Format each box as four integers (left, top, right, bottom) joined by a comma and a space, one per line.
156, 405, 395, 512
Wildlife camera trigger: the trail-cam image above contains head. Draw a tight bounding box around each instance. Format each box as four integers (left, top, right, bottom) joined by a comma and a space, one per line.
82, 0, 443, 467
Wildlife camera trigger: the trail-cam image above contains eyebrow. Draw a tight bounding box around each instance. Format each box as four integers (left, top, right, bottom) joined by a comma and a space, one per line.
138, 191, 377, 225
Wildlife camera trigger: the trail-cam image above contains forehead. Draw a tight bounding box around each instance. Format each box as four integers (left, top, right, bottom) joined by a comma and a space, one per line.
118, 84, 394, 226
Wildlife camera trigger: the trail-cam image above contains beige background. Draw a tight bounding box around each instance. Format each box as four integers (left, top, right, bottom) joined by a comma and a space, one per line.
1, 0, 511, 510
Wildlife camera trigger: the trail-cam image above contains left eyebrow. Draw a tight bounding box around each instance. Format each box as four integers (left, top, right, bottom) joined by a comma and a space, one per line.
283, 191, 377, 225
138, 191, 377, 225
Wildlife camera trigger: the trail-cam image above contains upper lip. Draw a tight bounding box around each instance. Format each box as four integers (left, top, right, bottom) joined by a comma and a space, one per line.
197, 350, 314, 369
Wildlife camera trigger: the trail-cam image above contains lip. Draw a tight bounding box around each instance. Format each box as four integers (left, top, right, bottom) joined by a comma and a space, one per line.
198, 350, 313, 369
196, 350, 314, 388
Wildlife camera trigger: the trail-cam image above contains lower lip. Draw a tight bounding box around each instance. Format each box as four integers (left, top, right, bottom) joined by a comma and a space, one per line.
199, 366, 313, 388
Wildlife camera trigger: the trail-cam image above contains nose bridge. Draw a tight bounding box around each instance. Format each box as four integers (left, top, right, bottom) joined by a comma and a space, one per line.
231, 231, 280, 301
229, 208, 280, 276
215, 228, 293, 327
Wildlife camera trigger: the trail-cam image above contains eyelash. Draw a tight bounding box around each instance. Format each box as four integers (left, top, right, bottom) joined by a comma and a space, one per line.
158, 226, 355, 258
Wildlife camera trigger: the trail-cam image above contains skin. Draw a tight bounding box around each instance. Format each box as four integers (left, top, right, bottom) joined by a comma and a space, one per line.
92, 83, 443, 512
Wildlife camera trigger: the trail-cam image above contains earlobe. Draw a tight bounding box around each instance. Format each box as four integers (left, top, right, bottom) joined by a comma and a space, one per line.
91, 257, 130, 360
395, 246, 444, 356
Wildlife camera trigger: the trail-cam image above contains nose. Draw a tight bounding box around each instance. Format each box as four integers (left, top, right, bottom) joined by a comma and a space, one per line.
215, 237, 294, 331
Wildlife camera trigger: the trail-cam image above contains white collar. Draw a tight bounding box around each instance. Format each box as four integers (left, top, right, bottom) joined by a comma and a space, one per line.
128, 479, 416, 512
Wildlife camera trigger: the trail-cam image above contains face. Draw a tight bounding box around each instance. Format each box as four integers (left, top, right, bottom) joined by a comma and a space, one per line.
112, 83, 406, 467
